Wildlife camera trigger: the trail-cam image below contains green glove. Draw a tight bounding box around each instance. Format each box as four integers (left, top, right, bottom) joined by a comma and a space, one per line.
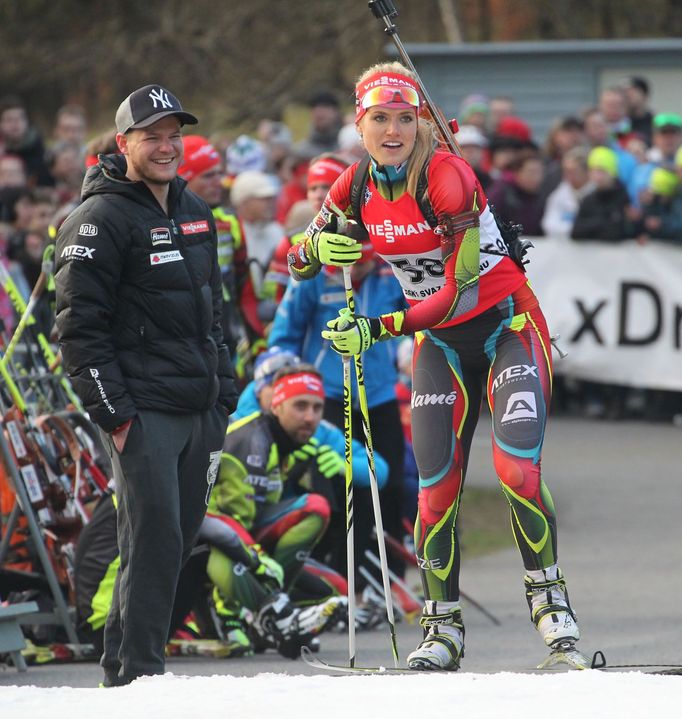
253, 546, 284, 588
292, 436, 320, 463
322, 307, 380, 356
309, 229, 362, 266
316, 444, 345, 478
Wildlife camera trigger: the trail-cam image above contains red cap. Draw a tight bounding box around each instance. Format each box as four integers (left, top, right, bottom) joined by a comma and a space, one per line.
307, 157, 347, 188
178, 135, 221, 181
495, 116, 532, 142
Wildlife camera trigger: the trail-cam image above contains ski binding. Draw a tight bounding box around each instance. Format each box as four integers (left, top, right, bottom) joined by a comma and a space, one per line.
537, 640, 590, 670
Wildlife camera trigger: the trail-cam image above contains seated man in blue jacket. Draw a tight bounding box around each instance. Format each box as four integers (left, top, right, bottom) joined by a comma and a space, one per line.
268, 244, 408, 603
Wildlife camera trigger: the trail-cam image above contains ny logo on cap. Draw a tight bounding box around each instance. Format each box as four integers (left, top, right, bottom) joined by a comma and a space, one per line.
149, 88, 172, 110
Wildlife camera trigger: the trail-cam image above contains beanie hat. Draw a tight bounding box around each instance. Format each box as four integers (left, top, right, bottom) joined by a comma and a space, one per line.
230, 170, 278, 207
649, 168, 679, 197
254, 347, 300, 395
307, 156, 347, 188
456, 124, 488, 148
458, 94, 489, 123
587, 146, 618, 178
178, 135, 221, 181
496, 116, 532, 142
226, 135, 267, 176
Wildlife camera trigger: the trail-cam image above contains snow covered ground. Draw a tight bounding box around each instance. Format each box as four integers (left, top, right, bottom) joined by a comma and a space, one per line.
2, 670, 681, 719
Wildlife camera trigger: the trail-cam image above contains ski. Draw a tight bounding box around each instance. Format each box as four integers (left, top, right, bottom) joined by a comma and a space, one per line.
536, 640, 591, 670
589, 650, 682, 674
300, 646, 423, 674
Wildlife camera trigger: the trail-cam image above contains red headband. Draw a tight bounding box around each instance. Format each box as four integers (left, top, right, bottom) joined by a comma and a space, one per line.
178, 135, 221, 181
271, 372, 325, 409
355, 71, 422, 123
307, 157, 347, 188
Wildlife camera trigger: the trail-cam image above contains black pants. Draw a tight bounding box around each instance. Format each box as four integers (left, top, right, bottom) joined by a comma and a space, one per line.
100, 406, 227, 681
321, 398, 405, 588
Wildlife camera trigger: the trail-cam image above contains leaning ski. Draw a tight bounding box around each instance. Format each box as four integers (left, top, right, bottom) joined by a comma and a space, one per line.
536, 640, 590, 670
300, 646, 416, 674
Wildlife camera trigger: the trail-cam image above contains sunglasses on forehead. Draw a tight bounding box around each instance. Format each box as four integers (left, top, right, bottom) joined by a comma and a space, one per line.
360, 84, 421, 110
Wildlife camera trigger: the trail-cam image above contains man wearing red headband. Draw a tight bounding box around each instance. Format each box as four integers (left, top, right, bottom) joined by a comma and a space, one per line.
206, 364, 346, 658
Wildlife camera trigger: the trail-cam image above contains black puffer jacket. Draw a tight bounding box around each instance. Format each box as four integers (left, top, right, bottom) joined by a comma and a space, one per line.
570, 180, 635, 241
55, 154, 237, 432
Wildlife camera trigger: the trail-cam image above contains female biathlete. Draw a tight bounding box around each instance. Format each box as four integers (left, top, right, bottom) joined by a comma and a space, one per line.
287, 61, 581, 671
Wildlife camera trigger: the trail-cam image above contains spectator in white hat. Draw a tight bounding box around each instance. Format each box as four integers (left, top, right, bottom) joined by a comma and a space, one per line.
229, 170, 286, 346
456, 124, 492, 189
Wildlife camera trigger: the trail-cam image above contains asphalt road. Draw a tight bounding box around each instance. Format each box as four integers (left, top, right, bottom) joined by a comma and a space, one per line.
2, 416, 680, 686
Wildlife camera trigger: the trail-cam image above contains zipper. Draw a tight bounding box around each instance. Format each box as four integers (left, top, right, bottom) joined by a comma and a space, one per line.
139, 324, 147, 374
171, 217, 213, 392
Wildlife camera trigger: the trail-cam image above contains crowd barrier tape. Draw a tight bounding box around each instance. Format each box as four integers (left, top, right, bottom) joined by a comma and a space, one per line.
525, 237, 682, 392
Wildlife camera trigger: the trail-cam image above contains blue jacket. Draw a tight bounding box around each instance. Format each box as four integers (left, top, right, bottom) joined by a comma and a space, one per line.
268, 265, 406, 409
234, 381, 387, 489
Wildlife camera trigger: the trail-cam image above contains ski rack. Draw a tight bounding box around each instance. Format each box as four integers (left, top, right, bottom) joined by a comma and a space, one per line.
0, 427, 83, 654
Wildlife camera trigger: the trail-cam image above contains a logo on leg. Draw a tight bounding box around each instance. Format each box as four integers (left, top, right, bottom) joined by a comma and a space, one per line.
501, 391, 537, 423
205, 450, 222, 505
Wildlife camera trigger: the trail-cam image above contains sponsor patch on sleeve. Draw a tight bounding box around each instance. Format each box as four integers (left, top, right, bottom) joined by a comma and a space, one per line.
61, 245, 96, 261
150, 250, 184, 265
78, 223, 98, 236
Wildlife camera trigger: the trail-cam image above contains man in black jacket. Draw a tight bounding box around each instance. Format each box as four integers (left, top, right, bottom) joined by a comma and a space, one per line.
54, 84, 238, 686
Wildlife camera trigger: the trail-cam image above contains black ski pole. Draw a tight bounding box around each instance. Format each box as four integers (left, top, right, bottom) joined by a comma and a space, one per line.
368, 0, 462, 157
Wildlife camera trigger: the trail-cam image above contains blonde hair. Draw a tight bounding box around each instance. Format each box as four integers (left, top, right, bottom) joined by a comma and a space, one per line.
356, 62, 438, 198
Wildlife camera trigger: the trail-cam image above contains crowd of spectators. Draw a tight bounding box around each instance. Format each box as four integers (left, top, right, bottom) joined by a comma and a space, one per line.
2, 76, 681, 664
1, 77, 680, 421
454, 78, 682, 246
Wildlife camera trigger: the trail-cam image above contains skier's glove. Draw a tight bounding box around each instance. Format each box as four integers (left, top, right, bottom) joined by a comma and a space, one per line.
309, 228, 362, 266
315, 445, 345, 478
322, 307, 384, 356
291, 437, 320, 463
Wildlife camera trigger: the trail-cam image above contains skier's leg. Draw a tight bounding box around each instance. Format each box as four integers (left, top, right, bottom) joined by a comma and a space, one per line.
254, 494, 331, 590
407, 330, 481, 670
487, 293, 579, 647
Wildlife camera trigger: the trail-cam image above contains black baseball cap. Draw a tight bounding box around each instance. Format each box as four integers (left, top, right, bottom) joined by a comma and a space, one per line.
115, 84, 198, 134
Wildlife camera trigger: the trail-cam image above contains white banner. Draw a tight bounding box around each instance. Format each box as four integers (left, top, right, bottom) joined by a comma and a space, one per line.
525, 237, 682, 391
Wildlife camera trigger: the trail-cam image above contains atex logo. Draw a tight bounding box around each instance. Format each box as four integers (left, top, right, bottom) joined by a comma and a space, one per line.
491, 364, 538, 392
78, 223, 98, 236
150, 227, 171, 246
411, 390, 457, 408
61, 245, 95, 260
148, 88, 172, 109
501, 391, 537, 423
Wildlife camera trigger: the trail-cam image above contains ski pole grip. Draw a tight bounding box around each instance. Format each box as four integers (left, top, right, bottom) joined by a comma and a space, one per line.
368, 0, 398, 24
